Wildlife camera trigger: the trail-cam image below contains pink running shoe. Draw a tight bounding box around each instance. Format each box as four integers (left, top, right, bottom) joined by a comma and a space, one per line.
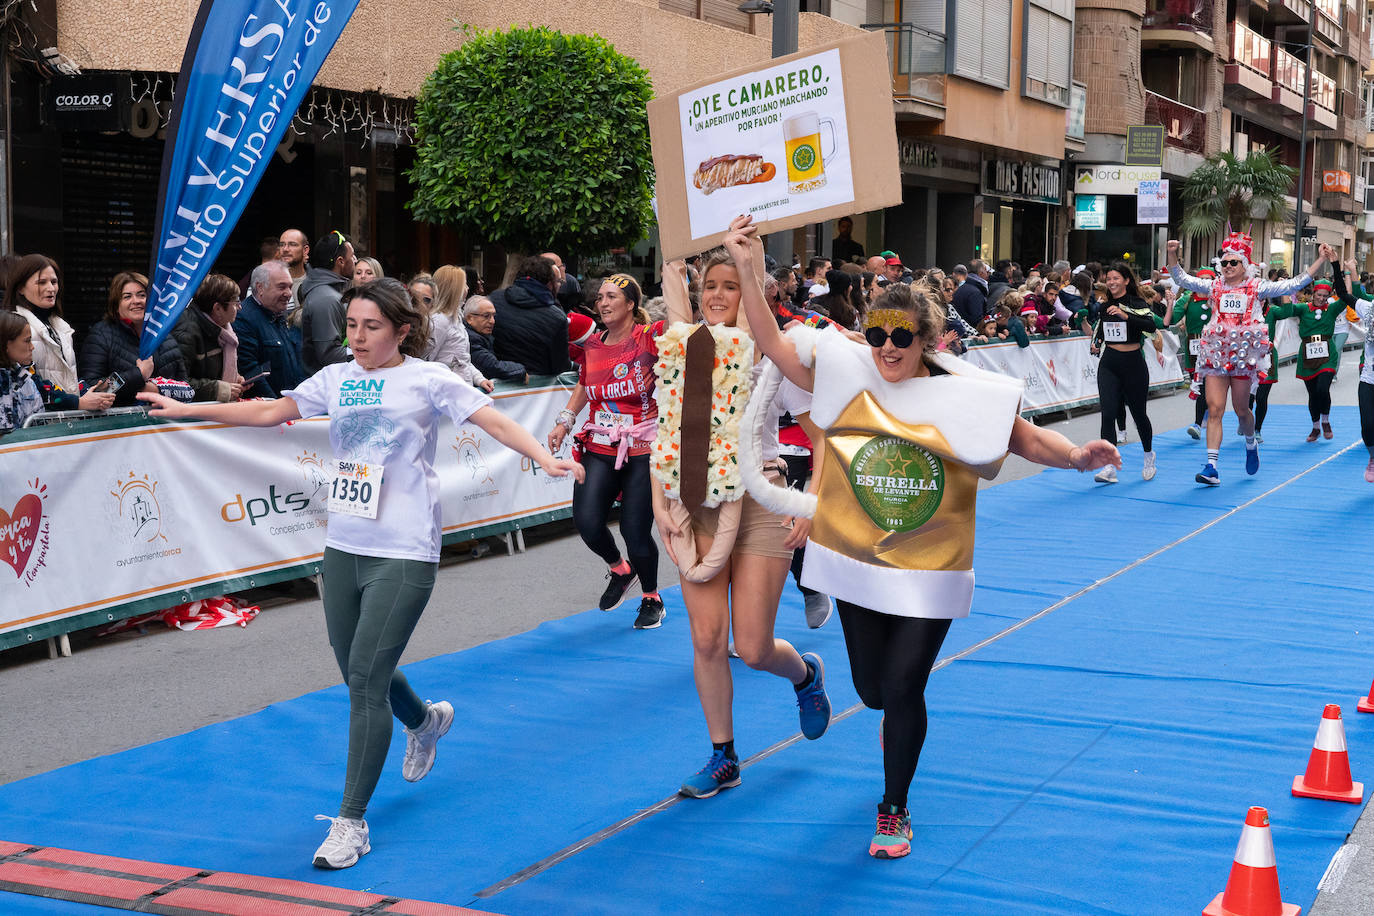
1365, 460, 1374, 484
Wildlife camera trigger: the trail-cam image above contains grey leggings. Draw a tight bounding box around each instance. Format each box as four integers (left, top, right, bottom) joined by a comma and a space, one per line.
323, 547, 436, 819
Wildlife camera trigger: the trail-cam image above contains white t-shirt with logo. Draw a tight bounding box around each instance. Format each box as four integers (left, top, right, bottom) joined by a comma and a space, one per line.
285, 357, 492, 563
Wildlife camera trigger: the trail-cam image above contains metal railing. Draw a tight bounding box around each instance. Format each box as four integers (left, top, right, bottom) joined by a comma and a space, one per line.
1143, 0, 1215, 34
1312, 70, 1337, 112
1231, 22, 1272, 77
1144, 90, 1209, 154
861, 23, 946, 106
1274, 46, 1306, 94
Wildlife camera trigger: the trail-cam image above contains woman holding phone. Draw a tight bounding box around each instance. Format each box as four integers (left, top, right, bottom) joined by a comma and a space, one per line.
140, 278, 583, 869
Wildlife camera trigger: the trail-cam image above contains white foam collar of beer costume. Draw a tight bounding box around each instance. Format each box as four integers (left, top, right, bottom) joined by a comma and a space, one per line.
785, 324, 1024, 479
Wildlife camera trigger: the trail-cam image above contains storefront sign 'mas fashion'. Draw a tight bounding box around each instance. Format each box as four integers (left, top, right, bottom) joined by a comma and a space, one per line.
981, 159, 1062, 205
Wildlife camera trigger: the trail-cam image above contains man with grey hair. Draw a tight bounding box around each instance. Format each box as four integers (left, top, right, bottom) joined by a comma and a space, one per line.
462, 294, 527, 383
233, 260, 306, 398
1051, 259, 1072, 286
951, 258, 990, 326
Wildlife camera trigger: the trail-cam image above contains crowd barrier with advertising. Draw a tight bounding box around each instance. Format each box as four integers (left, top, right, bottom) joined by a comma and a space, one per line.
2, 319, 1365, 651
0, 379, 576, 652
963, 318, 1360, 417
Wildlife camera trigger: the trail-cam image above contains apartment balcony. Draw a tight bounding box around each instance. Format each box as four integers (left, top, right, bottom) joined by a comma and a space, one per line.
1270, 0, 1310, 25
1272, 47, 1308, 116
1314, 0, 1342, 46
1308, 69, 1339, 129
1141, 0, 1215, 52
862, 22, 945, 119
1143, 90, 1209, 155
1226, 22, 1274, 99
1318, 192, 1359, 215
1329, 90, 1366, 142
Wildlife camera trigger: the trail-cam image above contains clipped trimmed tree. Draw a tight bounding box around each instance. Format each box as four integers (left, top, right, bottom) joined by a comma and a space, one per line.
408, 25, 656, 282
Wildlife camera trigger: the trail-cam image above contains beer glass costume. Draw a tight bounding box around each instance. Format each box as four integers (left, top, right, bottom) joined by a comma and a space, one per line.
743, 323, 1023, 617
1169, 232, 1312, 394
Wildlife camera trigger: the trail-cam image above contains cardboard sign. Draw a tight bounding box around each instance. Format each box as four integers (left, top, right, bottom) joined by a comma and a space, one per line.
648, 31, 901, 260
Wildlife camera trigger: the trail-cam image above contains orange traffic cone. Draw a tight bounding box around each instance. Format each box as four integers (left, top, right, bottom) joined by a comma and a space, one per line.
1291, 704, 1363, 803
1203, 806, 1300, 916
1358, 679, 1374, 714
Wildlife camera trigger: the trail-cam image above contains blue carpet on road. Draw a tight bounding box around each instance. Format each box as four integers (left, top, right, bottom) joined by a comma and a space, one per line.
1, 405, 1371, 915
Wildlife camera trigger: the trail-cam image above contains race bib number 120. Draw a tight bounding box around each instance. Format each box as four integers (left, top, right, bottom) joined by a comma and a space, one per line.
329, 460, 385, 519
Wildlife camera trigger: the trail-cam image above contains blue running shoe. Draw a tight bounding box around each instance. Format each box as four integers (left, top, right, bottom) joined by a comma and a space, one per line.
679, 749, 741, 798
1245, 444, 1259, 476
795, 653, 831, 740
1196, 462, 1220, 486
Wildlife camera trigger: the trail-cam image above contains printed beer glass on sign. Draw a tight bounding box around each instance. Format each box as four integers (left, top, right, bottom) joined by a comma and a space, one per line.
783, 111, 836, 194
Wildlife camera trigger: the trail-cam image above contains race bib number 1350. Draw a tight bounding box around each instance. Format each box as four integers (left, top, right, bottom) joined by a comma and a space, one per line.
329, 460, 385, 519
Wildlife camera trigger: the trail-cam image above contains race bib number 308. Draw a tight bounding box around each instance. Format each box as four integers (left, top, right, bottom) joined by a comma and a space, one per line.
329, 460, 385, 519
1218, 292, 1247, 316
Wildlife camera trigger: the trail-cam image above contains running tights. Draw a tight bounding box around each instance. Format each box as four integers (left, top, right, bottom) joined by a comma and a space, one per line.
322, 547, 436, 820
572, 451, 658, 593
1304, 373, 1334, 423
1098, 348, 1153, 452
781, 452, 815, 595
837, 601, 951, 809
1254, 383, 1273, 433
1360, 381, 1374, 447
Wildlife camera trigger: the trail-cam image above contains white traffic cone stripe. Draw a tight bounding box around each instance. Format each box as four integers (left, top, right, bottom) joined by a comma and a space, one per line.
1314, 717, 1348, 753
1232, 824, 1278, 869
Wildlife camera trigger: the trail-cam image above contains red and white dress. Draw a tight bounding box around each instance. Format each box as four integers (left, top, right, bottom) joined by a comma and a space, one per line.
1170, 266, 1312, 391
576, 324, 659, 467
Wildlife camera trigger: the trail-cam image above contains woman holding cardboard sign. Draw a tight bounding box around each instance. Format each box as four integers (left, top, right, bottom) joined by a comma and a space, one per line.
732, 213, 1117, 860
652, 246, 832, 802
140, 279, 582, 870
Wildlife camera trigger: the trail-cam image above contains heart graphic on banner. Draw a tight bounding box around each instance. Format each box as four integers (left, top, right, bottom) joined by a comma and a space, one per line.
0, 493, 42, 578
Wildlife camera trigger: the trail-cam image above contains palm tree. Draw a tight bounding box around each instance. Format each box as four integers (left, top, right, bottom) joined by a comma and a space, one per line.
1179, 147, 1297, 240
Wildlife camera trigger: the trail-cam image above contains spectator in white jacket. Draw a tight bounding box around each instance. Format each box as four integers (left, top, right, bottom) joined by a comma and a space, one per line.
422, 266, 493, 392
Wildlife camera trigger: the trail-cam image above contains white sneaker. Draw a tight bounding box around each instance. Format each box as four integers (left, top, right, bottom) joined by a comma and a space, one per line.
1116, 430, 1128, 445
1093, 465, 1118, 484
1186, 424, 1201, 440
402, 700, 454, 783
803, 592, 833, 629
313, 815, 369, 869
1142, 451, 1156, 481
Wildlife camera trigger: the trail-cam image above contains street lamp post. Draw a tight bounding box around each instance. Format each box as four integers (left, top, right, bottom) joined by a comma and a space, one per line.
1293, 0, 1315, 274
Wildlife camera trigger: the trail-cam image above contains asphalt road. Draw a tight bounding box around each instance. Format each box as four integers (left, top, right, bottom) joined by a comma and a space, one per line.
1, 361, 1370, 915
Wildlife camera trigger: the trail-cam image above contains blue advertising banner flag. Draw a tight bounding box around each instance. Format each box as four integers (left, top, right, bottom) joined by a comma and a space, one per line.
142, 0, 361, 358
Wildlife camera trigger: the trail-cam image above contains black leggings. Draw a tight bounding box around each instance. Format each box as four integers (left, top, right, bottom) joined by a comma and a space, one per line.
1098, 348, 1153, 452
837, 601, 951, 809
1254, 383, 1273, 433
1360, 381, 1374, 448
780, 452, 815, 595
1304, 373, 1334, 422
572, 451, 658, 593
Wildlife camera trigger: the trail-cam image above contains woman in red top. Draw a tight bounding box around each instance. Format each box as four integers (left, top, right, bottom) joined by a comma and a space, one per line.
549, 275, 664, 628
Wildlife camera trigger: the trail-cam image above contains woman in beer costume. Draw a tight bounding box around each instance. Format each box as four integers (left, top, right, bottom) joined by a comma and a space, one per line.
730, 214, 1118, 860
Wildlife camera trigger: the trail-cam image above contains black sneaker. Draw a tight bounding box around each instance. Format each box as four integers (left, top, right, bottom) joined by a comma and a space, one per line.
633, 596, 666, 629
599, 569, 638, 611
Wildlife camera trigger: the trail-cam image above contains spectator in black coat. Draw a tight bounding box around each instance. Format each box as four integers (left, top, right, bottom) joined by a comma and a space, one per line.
951, 261, 989, 326
489, 255, 570, 377
233, 261, 306, 398
463, 294, 527, 383
78, 271, 187, 407
298, 231, 355, 372
174, 273, 244, 402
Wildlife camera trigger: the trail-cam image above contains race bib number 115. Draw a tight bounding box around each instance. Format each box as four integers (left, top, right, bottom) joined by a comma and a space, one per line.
329, 460, 385, 519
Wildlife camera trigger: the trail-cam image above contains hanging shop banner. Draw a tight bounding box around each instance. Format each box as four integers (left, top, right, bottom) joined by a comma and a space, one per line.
648, 31, 901, 260
1137, 178, 1170, 225
1074, 164, 1161, 196
981, 159, 1062, 205
142, 0, 362, 358
0, 384, 576, 647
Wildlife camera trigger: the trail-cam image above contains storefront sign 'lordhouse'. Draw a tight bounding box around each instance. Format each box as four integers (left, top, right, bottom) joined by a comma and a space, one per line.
649, 31, 901, 260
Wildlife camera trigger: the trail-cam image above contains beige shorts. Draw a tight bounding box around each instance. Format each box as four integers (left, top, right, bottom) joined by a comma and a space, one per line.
688, 467, 793, 560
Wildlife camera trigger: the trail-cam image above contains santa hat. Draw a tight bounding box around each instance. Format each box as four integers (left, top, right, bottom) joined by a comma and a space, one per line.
1018, 303, 1038, 316
1220, 230, 1254, 265
567, 312, 596, 347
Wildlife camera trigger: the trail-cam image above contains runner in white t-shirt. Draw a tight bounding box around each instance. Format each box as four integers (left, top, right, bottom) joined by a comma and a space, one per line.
140, 278, 582, 869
